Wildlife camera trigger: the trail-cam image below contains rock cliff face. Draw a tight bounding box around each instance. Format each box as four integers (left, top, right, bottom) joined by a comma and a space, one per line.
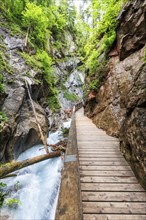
85, 0, 146, 189
0, 25, 84, 162
0, 28, 48, 161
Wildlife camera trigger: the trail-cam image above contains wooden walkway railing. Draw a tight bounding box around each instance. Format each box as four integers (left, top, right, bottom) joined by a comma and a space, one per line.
76, 108, 146, 220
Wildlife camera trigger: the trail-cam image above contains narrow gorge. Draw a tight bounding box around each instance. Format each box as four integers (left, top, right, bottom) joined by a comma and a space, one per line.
0, 0, 146, 219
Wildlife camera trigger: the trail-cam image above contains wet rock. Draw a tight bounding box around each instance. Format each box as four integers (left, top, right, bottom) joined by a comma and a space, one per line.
47, 108, 68, 131
0, 86, 48, 161
2, 87, 25, 126
6, 100, 48, 160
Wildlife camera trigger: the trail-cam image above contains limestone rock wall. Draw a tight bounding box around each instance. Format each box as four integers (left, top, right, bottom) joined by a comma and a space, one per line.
0, 28, 49, 161
85, 0, 146, 189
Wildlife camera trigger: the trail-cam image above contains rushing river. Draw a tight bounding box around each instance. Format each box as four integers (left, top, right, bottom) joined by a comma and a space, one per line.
1, 119, 71, 220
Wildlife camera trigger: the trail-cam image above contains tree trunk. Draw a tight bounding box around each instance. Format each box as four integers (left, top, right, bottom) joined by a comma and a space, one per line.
25, 80, 49, 154
0, 151, 61, 178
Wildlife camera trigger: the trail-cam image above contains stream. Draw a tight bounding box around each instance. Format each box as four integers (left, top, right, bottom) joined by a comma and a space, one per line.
1, 119, 71, 220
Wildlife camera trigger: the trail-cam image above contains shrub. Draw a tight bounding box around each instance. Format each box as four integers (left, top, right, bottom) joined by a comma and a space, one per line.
64, 91, 79, 102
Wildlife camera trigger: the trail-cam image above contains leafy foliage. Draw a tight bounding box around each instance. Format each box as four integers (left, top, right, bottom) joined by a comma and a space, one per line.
0, 74, 4, 93
5, 198, 21, 207
22, 2, 50, 47
0, 182, 20, 208
84, 0, 127, 75
61, 127, 69, 137
64, 90, 79, 102
47, 95, 61, 112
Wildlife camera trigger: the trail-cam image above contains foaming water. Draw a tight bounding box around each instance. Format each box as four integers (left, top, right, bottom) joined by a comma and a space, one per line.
0, 128, 66, 220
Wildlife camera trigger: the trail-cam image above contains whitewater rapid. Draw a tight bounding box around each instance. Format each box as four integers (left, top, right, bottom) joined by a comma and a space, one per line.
1, 119, 71, 220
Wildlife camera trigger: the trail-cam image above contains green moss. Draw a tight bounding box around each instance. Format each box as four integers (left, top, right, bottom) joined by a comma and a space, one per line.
64, 91, 80, 102
0, 111, 8, 131
20, 52, 41, 70
0, 49, 13, 75
0, 74, 4, 93
47, 95, 60, 112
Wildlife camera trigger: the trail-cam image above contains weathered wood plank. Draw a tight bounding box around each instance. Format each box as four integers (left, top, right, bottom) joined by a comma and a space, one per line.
79, 154, 123, 158
80, 170, 134, 177
83, 214, 146, 220
79, 157, 126, 161
78, 148, 119, 150
82, 191, 146, 202
82, 202, 146, 214
78, 150, 121, 153
79, 161, 129, 166
81, 183, 145, 192
75, 109, 146, 219
80, 165, 131, 171
81, 176, 138, 183
78, 142, 119, 145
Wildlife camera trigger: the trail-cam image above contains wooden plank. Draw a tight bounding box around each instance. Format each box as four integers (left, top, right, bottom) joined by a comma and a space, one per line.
83, 214, 146, 220
82, 202, 146, 214
79, 154, 123, 158
82, 191, 146, 202
78, 139, 118, 142
79, 158, 126, 161
80, 166, 131, 171
80, 161, 129, 166
81, 176, 138, 183
76, 109, 146, 219
80, 170, 134, 177
78, 142, 119, 145
78, 148, 120, 151
78, 146, 119, 149
78, 150, 121, 153
81, 183, 145, 192
78, 145, 119, 148
78, 144, 119, 146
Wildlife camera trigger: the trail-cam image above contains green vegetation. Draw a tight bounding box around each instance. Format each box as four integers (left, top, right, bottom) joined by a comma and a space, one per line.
0, 111, 8, 131
0, 74, 5, 93
0, 182, 21, 208
0, 182, 7, 207
0, 0, 128, 109
61, 127, 69, 137
0, 49, 13, 75
84, 0, 127, 73
0, 0, 80, 111
64, 90, 79, 102
78, 0, 127, 93
47, 95, 61, 112
5, 198, 21, 207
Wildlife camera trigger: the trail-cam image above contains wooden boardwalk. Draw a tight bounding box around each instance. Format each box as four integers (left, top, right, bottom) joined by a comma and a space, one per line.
76, 108, 146, 220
